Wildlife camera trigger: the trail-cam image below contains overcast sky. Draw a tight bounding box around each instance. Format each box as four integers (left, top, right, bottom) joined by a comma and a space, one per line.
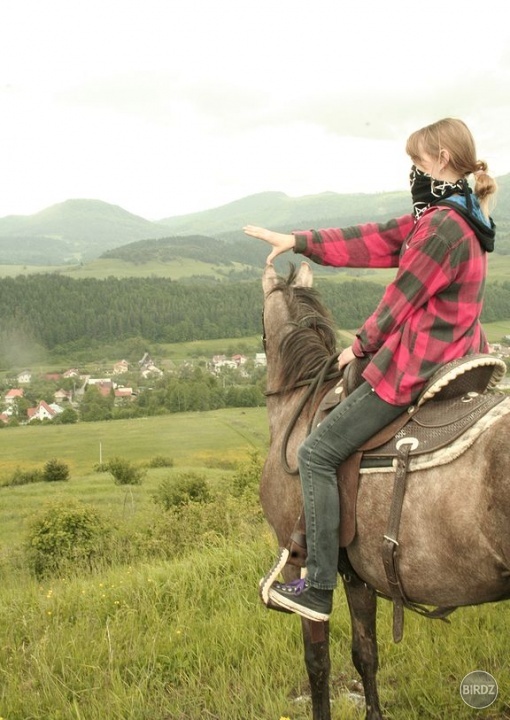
1, 0, 509, 220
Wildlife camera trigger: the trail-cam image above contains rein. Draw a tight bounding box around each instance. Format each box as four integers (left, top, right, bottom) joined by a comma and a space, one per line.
265, 353, 342, 475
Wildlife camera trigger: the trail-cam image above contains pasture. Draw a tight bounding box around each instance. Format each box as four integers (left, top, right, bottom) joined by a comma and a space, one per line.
1, 251, 509, 285
1, 408, 510, 719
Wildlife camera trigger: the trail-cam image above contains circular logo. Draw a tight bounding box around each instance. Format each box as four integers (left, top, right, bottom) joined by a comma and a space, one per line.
460, 670, 498, 709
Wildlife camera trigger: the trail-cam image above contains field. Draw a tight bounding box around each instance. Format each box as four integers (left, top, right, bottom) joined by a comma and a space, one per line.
1, 251, 509, 284
1, 408, 510, 719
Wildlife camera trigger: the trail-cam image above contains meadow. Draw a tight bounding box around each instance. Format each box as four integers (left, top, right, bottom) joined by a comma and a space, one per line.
1, 408, 510, 719
1, 250, 509, 284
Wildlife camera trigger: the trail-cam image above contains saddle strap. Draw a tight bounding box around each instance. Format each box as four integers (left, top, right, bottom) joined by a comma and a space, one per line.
381, 442, 459, 641
382, 442, 411, 643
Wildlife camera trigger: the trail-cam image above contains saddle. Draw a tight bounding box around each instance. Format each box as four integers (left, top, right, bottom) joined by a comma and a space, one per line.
286, 353, 508, 638
335, 353, 507, 547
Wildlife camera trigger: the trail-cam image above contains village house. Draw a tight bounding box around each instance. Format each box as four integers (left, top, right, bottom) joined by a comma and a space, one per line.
231, 354, 247, 366
44, 372, 61, 382
254, 352, 267, 367
210, 355, 238, 372
113, 360, 129, 374
54, 388, 73, 404
489, 343, 510, 358
114, 387, 135, 404
87, 379, 115, 397
17, 370, 32, 384
138, 352, 163, 378
4, 388, 24, 409
27, 400, 63, 423
63, 368, 81, 379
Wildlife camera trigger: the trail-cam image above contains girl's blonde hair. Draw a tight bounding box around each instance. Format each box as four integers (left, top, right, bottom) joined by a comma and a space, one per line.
406, 118, 497, 217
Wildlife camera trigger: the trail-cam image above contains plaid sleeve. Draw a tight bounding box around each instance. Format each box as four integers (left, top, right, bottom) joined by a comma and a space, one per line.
293, 214, 414, 269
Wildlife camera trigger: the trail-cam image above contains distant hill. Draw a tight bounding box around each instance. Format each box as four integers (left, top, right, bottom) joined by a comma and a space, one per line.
157, 190, 412, 238
0, 177, 508, 266
0, 199, 170, 264
100, 234, 270, 275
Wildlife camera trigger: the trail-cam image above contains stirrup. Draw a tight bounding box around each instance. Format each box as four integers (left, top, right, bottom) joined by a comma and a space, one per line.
259, 547, 290, 605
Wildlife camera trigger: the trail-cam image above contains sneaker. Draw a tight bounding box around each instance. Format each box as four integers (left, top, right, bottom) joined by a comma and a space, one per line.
268, 578, 332, 621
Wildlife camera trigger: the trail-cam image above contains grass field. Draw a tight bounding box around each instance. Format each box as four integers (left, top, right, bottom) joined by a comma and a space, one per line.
1, 407, 510, 719
1, 251, 509, 283
0, 407, 269, 477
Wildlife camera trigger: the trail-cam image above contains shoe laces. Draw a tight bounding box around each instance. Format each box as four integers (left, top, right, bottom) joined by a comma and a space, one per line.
274, 578, 307, 594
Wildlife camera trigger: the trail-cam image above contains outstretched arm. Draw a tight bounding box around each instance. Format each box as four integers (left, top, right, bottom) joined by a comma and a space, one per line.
243, 225, 295, 264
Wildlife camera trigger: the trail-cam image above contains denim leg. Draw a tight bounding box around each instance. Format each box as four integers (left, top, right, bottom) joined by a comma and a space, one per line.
298, 382, 406, 590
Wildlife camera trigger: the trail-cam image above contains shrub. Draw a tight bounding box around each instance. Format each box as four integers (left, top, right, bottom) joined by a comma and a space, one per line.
147, 455, 174, 468
5, 467, 44, 487
231, 451, 263, 498
25, 499, 111, 578
105, 456, 145, 485
142, 492, 263, 559
153, 472, 211, 511
43, 458, 70, 482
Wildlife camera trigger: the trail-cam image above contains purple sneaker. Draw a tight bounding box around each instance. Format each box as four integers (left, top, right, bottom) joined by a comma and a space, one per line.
268, 578, 332, 621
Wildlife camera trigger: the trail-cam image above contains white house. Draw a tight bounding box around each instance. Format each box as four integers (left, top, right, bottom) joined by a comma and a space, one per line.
27, 400, 61, 422
4, 388, 24, 408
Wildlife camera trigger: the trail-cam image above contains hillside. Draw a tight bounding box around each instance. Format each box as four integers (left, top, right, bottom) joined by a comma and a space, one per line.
0, 199, 170, 264
0, 177, 508, 267
158, 190, 412, 236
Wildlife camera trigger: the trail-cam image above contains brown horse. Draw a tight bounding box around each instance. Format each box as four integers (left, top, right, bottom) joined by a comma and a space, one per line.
259, 261, 510, 720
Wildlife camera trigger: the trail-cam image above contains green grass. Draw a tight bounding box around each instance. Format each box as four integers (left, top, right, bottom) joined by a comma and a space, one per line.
61, 258, 232, 280
0, 258, 254, 280
0, 407, 269, 478
320, 253, 510, 287
1, 251, 509, 284
0, 407, 510, 719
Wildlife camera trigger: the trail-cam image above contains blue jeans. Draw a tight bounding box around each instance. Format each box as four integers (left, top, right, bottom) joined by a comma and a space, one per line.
298, 382, 406, 590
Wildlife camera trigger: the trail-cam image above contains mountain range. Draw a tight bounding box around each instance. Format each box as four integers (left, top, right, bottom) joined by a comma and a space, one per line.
0, 176, 508, 266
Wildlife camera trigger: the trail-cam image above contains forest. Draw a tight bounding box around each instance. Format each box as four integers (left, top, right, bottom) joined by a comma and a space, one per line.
0, 273, 385, 352
2, 274, 510, 362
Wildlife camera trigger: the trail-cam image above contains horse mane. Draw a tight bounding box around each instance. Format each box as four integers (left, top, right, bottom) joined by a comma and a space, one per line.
269, 265, 338, 387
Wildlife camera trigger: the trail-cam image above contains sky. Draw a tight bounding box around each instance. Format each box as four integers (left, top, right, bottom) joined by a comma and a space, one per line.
1, 0, 509, 221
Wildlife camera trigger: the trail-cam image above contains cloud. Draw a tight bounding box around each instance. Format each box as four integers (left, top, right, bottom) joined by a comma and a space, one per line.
1, 0, 510, 219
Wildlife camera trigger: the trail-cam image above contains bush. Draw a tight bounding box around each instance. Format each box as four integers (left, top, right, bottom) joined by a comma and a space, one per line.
4, 467, 44, 487
25, 499, 111, 578
231, 451, 262, 498
142, 492, 263, 560
43, 458, 70, 482
153, 472, 211, 511
105, 457, 145, 485
147, 455, 174, 468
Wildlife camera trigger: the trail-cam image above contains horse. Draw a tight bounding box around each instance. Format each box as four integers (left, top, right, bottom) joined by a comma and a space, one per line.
259, 261, 510, 720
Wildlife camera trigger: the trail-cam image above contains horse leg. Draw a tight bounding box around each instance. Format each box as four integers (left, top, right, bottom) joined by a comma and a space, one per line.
342, 575, 383, 720
301, 618, 332, 720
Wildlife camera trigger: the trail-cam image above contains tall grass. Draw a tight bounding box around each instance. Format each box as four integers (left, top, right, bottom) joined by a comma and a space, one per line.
1, 532, 510, 719
1, 409, 510, 719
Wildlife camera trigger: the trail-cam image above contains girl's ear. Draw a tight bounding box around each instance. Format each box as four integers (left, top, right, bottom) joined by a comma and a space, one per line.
440, 148, 451, 169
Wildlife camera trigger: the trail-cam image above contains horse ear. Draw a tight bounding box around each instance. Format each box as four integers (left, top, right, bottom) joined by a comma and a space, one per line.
262, 264, 279, 294
295, 262, 313, 288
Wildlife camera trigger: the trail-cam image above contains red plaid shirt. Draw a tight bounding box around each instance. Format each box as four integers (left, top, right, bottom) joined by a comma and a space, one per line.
293, 207, 489, 406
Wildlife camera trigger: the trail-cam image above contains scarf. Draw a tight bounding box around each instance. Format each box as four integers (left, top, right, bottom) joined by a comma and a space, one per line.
410, 165, 467, 220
